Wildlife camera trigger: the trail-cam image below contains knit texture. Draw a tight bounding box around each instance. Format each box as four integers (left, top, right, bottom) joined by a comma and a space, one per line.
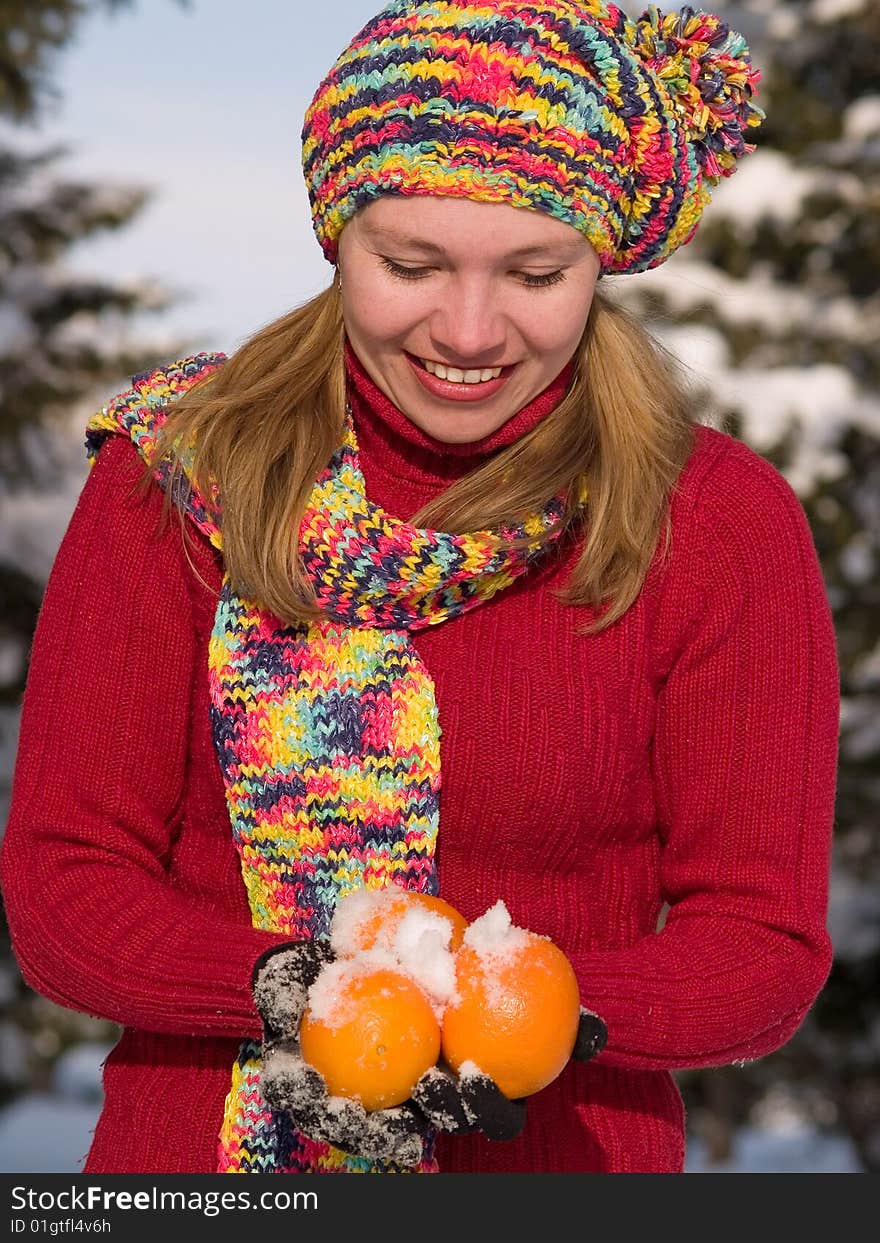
84, 356, 569, 1173
303, 1, 765, 273
0, 347, 838, 1172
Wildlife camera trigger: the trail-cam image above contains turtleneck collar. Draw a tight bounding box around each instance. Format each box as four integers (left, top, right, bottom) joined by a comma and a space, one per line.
344, 338, 575, 494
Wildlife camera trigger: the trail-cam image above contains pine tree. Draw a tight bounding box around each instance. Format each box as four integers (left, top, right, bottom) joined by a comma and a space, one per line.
0, 0, 186, 1110
613, 0, 880, 1170
0, 1, 182, 708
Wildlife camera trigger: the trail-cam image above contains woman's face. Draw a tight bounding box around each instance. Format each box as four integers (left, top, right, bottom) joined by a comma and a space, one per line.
337, 195, 601, 444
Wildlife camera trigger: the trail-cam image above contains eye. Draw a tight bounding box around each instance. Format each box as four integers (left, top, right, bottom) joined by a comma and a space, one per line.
519, 270, 566, 288
380, 257, 431, 281
378, 257, 567, 288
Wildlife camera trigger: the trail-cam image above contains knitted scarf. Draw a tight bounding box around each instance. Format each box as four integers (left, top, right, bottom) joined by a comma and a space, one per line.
85, 352, 572, 1174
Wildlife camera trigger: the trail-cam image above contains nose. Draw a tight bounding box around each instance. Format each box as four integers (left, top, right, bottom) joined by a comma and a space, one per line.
428, 275, 507, 368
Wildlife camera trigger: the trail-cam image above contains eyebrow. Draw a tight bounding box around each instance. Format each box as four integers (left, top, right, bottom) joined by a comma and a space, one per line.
364, 226, 582, 261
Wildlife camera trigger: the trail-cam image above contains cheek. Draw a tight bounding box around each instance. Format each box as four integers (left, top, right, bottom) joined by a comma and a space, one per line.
519, 291, 590, 354
344, 278, 421, 345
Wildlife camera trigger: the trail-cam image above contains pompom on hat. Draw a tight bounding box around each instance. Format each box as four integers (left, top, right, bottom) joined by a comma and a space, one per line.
301, 1, 765, 275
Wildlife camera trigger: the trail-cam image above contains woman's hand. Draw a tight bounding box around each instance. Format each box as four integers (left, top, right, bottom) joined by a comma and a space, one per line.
251, 941, 527, 1164
574, 1007, 608, 1061
258, 1040, 528, 1164
259, 1035, 431, 1165
251, 942, 607, 1164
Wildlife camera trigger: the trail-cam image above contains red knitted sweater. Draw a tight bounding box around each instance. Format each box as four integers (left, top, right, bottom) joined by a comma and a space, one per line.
1, 344, 839, 1174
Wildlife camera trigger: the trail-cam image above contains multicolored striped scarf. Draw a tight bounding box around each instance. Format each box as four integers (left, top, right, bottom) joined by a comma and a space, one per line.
85, 352, 571, 1174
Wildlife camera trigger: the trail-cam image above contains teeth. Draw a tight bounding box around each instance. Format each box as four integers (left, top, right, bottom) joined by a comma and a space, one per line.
421, 358, 503, 383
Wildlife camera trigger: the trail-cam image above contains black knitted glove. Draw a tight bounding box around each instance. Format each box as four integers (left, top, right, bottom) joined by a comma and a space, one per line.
257, 1036, 433, 1166
251, 939, 334, 1044
411, 1006, 607, 1137
573, 1007, 609, 1062
253, 941, 433, 1165
410, 1064, 527, 1140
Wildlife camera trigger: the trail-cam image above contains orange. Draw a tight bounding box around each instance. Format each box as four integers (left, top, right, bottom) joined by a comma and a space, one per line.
334, 887, 469, 956
441, 933, 581, 1100
299, 965, 441, 1111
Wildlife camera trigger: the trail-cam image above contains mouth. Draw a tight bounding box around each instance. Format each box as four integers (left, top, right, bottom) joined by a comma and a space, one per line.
404, 351, 517, 404
405, 352, 516, 385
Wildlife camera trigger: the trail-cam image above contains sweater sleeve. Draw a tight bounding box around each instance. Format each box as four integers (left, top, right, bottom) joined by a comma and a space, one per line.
0, 435, 288, 1039
577, 439, 840, 1071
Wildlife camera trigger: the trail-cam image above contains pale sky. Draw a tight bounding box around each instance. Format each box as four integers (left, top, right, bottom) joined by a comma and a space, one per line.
26, 0, 386, 355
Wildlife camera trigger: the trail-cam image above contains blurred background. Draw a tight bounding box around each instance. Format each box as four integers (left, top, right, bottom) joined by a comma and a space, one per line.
0, 0, 877, 1174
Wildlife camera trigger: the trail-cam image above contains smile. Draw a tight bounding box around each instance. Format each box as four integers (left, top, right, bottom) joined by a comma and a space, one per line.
405, 352, 514, 403
418, 358, 504, 384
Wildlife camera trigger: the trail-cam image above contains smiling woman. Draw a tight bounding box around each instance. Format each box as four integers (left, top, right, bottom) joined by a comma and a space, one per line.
0, 0, 840, 1179
337, 196, 602, 442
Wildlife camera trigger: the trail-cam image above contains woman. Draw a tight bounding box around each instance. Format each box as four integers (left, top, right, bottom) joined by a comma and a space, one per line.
0, 1, 840, 1174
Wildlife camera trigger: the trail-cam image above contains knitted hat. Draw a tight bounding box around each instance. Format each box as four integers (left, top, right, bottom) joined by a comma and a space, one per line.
301, 1, 764, 275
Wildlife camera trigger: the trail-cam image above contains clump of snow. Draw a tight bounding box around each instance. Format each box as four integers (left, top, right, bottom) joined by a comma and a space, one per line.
459, 902, 540, 1011
305, 955, 397, 1028
462, 900, 534, 962
0, 299, 36, 358
810, 0, 867, 24
844, 95, 880, 142
329, 887, 396, 957
328, 886, 459, 1013
312, 894, 556, 1038
707, 149, 819, 234
850, 639, 880, 692
840, 532, 875, 586
627, 258, 875, 348
840, 695, 880, 763
456, 1059, 486, 1080
765, 6, 799, 40
391, 906, 458, 1010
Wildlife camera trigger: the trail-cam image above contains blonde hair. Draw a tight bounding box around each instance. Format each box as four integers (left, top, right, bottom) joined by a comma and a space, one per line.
142, 274, 698, 635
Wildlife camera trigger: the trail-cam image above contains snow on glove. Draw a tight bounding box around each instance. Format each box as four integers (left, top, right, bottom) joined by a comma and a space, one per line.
251, 939, 333, 1044
411, 1063, 528, 1140
412, 1006, 607, 1139
261, 1044, 525, 1158
252, 941, 430, 1166
257, 1036, 432, 1166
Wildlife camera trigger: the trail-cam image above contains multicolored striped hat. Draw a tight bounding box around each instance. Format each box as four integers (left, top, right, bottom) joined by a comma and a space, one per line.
301, 1, 764, 275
